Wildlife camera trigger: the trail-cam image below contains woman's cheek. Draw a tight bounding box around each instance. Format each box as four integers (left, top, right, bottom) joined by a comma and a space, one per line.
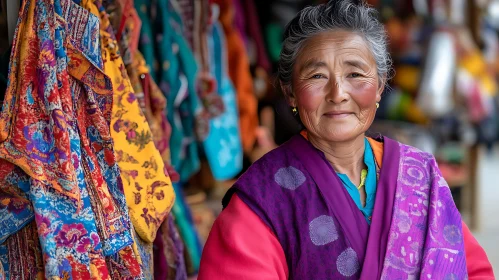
348, 80, 378, 109
295, 82, 326, 110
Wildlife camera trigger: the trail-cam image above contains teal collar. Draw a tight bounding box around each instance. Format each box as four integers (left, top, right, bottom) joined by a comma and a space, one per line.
336, 138, 377, 224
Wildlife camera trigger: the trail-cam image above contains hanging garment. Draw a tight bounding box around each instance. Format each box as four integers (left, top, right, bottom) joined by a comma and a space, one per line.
214, 0, 257, 154
1, 221, 44, 280
171, 182, 202, 275
136, 0, 202, 183
232, 0, 271, 73
79, 0, 175, 244
1, 0, 142, 277
153, 214, 188, 280
172, 0, 196, 49
202, 21, 242, 180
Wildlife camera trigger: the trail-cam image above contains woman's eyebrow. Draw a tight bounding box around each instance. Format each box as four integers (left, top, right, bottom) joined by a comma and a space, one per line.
344, 59, 369, 71
299, 59, 328, 73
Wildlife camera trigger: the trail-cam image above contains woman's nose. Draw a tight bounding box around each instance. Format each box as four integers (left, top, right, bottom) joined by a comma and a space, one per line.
326, 79, 349, 104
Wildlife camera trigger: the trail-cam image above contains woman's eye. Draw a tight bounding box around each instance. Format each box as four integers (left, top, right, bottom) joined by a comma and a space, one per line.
310, 74, 324, 79
348, 73, 362, 78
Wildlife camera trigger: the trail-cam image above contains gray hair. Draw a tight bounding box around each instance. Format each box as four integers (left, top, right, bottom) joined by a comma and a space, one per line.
278, 0, 392, 98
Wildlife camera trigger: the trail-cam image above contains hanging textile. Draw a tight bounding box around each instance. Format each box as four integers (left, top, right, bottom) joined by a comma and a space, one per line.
78, 0, 175, 245
1, 221, 44, 280
153, 214, 188, 280
213, 0, 258, 154
232, 0, 271, 73
201, 19, 243, 180
136, 0, 202, 183
0, 0, 143, 277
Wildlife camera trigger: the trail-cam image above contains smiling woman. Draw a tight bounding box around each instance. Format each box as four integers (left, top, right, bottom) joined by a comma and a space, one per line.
198, 0, 495, 279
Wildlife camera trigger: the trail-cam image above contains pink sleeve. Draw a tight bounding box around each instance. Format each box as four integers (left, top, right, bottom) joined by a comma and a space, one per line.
198, 194, 289, 280
463, 222, 495, 279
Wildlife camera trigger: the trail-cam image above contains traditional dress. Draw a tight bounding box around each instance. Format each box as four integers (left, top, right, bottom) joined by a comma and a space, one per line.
199, 134, 495, 279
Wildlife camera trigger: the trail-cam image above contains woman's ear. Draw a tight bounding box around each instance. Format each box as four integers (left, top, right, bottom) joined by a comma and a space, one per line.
376, 76, 386, 102
280, 81, 296, 107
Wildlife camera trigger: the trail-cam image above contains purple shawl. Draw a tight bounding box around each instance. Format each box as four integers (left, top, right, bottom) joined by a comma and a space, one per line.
225, 134, 467, 279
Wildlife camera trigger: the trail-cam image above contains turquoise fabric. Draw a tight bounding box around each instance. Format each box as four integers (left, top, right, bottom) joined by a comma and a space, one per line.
135, 0, 201, 182
202, 22, 243, 180
337, 138, 377, 224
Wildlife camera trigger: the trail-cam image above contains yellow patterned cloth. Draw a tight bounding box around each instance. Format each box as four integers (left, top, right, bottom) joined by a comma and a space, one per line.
81, 0, 175, 243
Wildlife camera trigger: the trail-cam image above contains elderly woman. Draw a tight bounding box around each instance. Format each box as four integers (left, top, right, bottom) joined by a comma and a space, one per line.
199, 1, 494, 279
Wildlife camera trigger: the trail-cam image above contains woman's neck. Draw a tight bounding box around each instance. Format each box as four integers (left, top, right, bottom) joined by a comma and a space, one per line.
308, 132, 366, 185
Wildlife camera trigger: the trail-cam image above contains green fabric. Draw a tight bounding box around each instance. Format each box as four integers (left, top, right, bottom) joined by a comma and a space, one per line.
264, 23, 283, 62
337, 138, 377, 224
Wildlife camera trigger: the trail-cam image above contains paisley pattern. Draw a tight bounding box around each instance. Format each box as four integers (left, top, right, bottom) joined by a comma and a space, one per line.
381, 144, 467, 279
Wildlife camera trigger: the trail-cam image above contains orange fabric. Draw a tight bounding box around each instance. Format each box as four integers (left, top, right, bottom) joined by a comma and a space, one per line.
367, 138, 384, 167
214, 0, 258, 154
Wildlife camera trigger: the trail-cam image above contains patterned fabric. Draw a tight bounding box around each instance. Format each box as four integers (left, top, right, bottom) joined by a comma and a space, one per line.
0, 166, 33, 245
202, 22, 243, 180
226, 134, 467, 279
154, 214, 188, 280
134, 53, 172, 165
381, 144, 467, 279
132, 228, 154, 280
1, 0, 142, 278
135, 0, 202, 182
5, 221, 44, 280
79, 0, 175, 244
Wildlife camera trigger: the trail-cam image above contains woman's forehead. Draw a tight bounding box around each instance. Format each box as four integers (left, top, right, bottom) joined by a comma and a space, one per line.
296, 31, 375, 65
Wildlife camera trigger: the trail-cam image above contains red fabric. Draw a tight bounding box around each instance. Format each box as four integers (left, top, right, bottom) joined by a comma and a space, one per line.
463, 222, 496, 279
198, 195, 288, 280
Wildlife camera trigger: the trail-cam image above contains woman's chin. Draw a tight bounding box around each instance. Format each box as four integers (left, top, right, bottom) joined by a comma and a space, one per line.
313, 126, 364, 143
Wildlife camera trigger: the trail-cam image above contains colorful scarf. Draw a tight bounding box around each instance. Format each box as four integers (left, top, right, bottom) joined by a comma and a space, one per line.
226, 134, 467, 279
79, 0, 175, 244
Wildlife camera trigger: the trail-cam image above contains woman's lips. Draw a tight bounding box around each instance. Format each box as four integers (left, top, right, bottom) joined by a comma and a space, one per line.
323, 112, 353, 119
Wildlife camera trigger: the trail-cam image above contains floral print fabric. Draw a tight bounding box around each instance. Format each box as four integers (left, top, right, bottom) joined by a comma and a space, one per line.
79, 0, 175, 244
0, 0, 144, 278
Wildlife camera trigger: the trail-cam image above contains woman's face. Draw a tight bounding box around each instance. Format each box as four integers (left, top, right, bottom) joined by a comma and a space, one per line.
290, 31, 383, 143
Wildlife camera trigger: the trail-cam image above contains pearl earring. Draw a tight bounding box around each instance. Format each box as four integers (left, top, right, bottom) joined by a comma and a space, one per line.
376, 102, 379, 109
